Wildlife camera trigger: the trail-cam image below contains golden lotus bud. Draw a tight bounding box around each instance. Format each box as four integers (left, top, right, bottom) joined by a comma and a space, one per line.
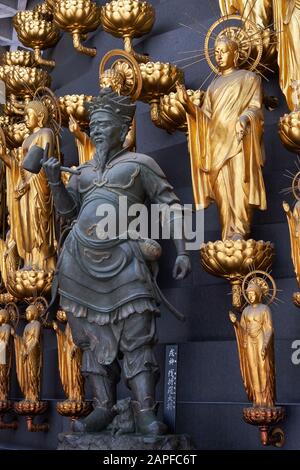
13, 12, 60, 49
33, 2, 54, 20
58, 94, 92, 128
1, 51, 34, 67
53, 0, 101, 33
101, 0, 155, 39
160, 89, 204, 133
278, 111, 300, 154
7, 269, 54, 299
138, 62, 184, 103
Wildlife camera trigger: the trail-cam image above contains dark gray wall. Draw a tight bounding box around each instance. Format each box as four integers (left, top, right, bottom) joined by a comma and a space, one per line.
1, 0, 299, 450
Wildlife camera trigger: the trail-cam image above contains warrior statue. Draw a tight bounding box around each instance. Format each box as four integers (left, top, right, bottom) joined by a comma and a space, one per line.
42, 88, 191, 434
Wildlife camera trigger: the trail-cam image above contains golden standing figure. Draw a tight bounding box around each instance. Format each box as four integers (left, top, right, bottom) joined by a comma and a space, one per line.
229, 281, 276, 407
0, 100, 56, 272
0, 309, 13, 402
273, 0, 300, 110
177, 36, 266, 240
283, 200, 300, 288
14, 305, 42, 402
69, 115, 95, 165
53, 310, 84, 402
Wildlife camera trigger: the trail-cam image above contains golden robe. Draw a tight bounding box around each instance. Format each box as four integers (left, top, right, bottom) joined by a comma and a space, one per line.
219, 0, 272, 28
187, 69, 266, 240
285, 201, 300, 288
14, 320, 42, 402
273, 0, 300, 110
56, 323, 84, 401
233, 304, 276, 407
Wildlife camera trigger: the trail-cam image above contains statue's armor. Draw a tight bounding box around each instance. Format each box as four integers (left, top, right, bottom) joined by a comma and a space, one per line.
58, 149, 179, 322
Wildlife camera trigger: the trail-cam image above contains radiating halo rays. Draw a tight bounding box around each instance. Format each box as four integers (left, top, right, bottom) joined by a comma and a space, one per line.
173, 0, 278, 88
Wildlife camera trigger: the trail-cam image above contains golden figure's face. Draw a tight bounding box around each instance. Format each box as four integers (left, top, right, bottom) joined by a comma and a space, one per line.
247, 290, 257, 304
24, 107, 39, 131
215, 42, 236, 70
25, 306, 39, 322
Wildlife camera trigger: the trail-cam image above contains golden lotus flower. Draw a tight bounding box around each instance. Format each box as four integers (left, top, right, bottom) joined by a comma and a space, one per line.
14, 400, 48, 416
58, 94, 92, 128
0, 66, 51, 98
53, 0, 101, 56
101, 0, 155, 39
201, 239, 274, 308
7, 269, 54, 299
159, 89, 204, 133
138, 61, 184, 103
278, 111, 300, 154
4, 122, 30, 149
1, 51, 34, 67
13, 11, 59, 67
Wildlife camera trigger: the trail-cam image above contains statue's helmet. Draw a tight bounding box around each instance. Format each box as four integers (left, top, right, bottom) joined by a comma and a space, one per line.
85, 88, 136, 126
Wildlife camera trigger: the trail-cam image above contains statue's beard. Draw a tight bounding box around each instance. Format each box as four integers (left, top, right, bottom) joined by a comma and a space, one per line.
95, 141, 110, 170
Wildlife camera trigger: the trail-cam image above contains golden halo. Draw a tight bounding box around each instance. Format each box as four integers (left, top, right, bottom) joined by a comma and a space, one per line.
33, 86, 62, 136
5, 302, 20, 328
33, 296, 49, 326
242, 270, 277, 305
99, 49, 143, 102
292, 171, 300, 201
204, 14, 263, 75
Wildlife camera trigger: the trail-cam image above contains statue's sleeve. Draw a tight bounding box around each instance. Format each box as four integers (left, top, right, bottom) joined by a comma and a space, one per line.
262, 306, 273, 349
140, 163, 180, 206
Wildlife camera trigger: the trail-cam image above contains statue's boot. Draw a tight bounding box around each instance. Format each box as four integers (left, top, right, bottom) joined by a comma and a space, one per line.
129, 372, 168, 435
73, 374, 116, 433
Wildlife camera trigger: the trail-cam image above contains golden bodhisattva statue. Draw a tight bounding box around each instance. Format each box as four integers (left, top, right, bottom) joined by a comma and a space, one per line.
228, 272, 285, 446
273, 0, 300, 110
14, 305, 42, 402
177, 36, 266, 240
0, 100, 56, 272
229, 282, 275, 407
283, 199, 300, 305
53, 310, 84, 403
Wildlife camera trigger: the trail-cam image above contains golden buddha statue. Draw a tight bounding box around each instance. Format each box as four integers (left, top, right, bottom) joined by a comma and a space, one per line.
14, 305, 42, 402
283, 200, 300, 288
177, 36, 266, 240
273, 0, 300, 110
53, 310, 85, 403
229, 280, 276, 407
0, 100, 56, 272
0, 308, 13, 402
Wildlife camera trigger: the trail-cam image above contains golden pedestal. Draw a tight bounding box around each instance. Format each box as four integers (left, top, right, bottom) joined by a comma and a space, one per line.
243, 407, 285, 447
6, 269, 54, 300
200, 239, 274, 308
14, 400, 48, 432
56, 400, 92, 421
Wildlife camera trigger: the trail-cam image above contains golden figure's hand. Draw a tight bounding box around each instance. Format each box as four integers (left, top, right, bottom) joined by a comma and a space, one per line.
52, 321, 58, 332
71, 346, 77, 358
69, 115, 80, 136
176, 83, 189, 107
229, 311, 237, 323
236, 114, 250, 143
261, 346, 266, 360
282, 201, 290, 213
